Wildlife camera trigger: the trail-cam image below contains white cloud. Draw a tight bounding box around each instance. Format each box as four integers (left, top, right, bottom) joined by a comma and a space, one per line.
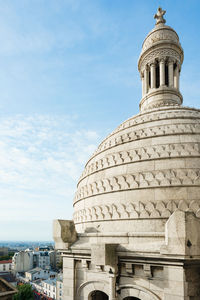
0, 114, 100, 239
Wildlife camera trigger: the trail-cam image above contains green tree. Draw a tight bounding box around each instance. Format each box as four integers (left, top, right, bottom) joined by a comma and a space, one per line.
13, 284, 34, 300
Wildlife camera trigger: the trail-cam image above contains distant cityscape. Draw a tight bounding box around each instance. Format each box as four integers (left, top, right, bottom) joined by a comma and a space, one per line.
0, 241, 62, 299
0, 241, 54, 251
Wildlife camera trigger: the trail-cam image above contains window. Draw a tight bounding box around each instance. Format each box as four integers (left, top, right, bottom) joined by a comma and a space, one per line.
3, 265, 6, 271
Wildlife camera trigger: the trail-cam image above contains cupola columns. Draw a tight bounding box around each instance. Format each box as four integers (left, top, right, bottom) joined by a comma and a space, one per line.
174, 65, 180, 89
168, 60, 174, 88
144, 66, 149, 94
150, 63, 156, 89
159, 59, 165, 86
138, 7, 184, 111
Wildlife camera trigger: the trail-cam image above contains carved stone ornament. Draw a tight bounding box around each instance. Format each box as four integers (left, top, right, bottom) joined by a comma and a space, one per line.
75, 168, 200, 203
154, 7, 166, 25
73, 199, 200, 223
85, 121, 200, 163
140, 48, 180, 72
78, 142, 200, 182
142, 30, 179, 52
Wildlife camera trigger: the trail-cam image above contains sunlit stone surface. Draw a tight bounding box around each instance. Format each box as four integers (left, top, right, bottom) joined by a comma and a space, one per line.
54, 7, 200, 300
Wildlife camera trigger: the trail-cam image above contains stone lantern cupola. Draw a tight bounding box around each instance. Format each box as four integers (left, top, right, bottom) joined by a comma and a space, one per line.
138, 7, 184, 111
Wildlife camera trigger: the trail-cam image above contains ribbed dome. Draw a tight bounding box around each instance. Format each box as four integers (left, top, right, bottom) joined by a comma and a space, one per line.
74, 106, 200, 234
73, 8, 200, 236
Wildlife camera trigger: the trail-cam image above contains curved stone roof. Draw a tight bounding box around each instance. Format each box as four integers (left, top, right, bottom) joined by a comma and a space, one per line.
73, 106, 200, 234
73, 8, 200, 236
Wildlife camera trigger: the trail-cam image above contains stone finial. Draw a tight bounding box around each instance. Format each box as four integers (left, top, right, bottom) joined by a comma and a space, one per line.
154, 7, 166, 25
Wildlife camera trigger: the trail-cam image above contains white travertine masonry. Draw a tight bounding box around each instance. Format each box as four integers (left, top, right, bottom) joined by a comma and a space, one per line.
54, 7, 200, 300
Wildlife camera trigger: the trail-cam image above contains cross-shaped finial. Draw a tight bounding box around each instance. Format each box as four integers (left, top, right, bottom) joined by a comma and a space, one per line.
154, 7, 166, 25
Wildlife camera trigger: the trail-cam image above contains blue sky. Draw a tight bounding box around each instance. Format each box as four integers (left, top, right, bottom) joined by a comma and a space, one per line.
0, 0, 200, 241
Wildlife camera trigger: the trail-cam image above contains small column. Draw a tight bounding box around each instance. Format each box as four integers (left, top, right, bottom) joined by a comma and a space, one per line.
141, 74, 145, 97
174, 64, 180, 90
144, 65, 149, 94
159, 59, 165, 86
168, 60, 174, 88
150, 62, 156, 89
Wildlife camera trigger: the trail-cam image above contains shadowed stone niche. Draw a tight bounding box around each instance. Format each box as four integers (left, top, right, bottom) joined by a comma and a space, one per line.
89, 290, 108, 300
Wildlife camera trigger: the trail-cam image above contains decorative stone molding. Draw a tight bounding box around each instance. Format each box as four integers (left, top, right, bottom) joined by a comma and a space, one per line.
111, 108, 200, 135
143, 264, 152, 278
142, 29, 179, 52
139, 48, 181, 72
79, 143, 200, 183
125, 263, 133, 274
88, 109, 200, 162
141, 99, 180, 111
118, 284, 161, 300
77, 281, 109, 298
74, 168, 200, 203
73, 199, 200, 224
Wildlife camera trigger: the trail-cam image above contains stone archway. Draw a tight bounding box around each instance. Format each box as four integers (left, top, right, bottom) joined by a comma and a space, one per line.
118, 285, 161, 300
89, 290, 108, 300
77, 281, 109, 300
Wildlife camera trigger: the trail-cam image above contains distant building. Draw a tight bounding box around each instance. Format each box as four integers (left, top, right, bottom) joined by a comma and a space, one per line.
49, 250, 61, 270
12, 251, 33, 273
42, 278, 56, 300
12, 249, 59, 275
0, 260, 12, 272
33, 251, 51, 270
25, 267, 56, 281
56, 274, 63, 300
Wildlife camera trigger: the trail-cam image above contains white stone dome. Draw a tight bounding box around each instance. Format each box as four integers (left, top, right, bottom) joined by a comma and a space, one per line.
141, 24, 182, 55
73, 106, 200, 234
73, 8, 200, 236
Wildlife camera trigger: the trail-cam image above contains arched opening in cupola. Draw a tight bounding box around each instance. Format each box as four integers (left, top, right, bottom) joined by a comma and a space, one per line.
155, 62, 160, 88
89, 290, 108, 300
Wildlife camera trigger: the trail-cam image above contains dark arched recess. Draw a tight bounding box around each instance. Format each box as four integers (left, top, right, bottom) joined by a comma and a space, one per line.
90, 290, 109, 300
